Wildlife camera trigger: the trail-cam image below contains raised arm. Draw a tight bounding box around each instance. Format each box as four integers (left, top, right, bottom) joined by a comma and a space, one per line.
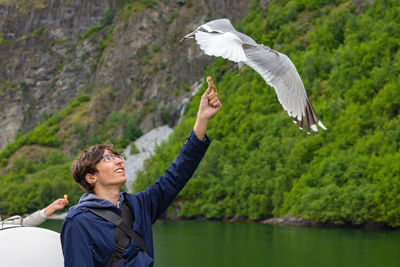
138, 78, 222, 223
194, 76, 222, 140
22, 198, 69, 227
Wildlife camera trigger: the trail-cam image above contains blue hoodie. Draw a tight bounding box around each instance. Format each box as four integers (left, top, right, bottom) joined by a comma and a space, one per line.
61, 130, 210, 266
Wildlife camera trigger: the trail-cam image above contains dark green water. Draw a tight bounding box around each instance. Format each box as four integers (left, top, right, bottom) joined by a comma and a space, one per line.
40, 219, 400, 267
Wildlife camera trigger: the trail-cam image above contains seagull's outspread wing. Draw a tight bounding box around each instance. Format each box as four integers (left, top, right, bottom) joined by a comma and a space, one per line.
182, 18, 326, 133
182, 19, 251, 63
243, 44, 326, 132
195, 30, 247, 62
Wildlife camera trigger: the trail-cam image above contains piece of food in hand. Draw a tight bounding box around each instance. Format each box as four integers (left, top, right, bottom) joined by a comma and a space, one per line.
207, 76, 213, 86
207, 76, 216, 95
206, 76, 220, 107
64, 194, 68, 200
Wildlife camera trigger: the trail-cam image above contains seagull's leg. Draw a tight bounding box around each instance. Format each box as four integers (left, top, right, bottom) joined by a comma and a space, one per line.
238, 62, 245, 76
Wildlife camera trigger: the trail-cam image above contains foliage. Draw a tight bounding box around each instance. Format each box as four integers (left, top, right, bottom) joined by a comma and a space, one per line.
0, 32, 12, 46
0, 151, 83, 215
0, 2, 143, 216
0, 94, 91, 166
81, 5, 114, 40
2, 0, 400, 227
160, 105, 170, 124
167, 11, 179, 24
133, 0, 400, 227
0, 0, 49, 14
130, 142, 139, 155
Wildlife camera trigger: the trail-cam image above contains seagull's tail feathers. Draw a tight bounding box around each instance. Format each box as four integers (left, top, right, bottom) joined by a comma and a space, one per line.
318, 120, 327, 130
292, 99, 327, 134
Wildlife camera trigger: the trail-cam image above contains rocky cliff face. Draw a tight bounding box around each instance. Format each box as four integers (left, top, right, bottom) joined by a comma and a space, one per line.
0, 0, 252, 153
0, 0, 112, 150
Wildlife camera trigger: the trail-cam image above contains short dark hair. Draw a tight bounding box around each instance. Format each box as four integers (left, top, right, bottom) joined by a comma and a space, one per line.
71, 144, 121, 192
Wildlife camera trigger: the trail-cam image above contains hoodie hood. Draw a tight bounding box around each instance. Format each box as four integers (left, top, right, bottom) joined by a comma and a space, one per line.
69, 192, 125, 212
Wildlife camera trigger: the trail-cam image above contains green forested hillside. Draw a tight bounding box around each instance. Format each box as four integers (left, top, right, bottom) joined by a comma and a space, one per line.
0, 151, 79, 215
1, 0, 399, 227
133, 0, 400, 227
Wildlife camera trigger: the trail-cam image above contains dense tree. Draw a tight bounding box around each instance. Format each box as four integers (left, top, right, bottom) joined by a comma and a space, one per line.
1, 0, 400, 227
133, 0, 400, 227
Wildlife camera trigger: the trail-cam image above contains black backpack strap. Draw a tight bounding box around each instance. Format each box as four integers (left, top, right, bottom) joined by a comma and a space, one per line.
103, 202, 134, 267
104, 233, 128, 267
88, 204, 152, 260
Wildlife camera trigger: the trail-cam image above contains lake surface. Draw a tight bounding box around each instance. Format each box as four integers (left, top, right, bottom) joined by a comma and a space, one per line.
40, 219, 400, 267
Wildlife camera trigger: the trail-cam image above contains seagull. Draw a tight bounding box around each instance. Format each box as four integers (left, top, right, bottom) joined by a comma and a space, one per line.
181, 18, 327, 133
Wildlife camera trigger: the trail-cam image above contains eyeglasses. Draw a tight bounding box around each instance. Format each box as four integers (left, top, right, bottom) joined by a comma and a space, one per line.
102, 154, 124, 162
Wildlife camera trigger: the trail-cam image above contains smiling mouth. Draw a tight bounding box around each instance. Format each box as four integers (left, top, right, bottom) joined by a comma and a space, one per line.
115, 168, 124, 173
